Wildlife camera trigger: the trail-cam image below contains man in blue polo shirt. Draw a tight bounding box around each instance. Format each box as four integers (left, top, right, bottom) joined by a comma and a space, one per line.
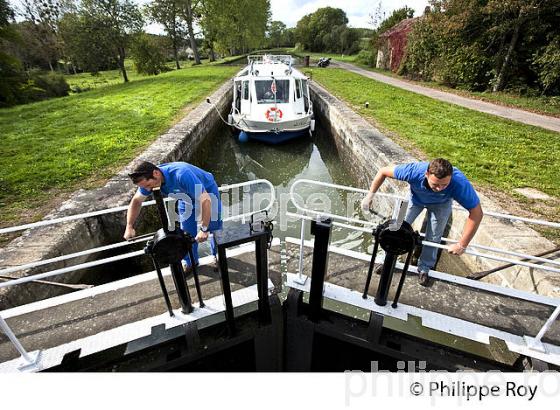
124, 161, 222, 271
361, 158, 483, 285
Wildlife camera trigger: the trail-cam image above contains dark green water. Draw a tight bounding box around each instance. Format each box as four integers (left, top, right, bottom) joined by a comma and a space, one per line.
194, 125, 381, 253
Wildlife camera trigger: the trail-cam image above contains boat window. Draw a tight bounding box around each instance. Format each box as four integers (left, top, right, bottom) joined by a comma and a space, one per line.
243, 81, 249, 100
302, 79, 309, 112
295, 79, 302, 99
255, 80, 290, 104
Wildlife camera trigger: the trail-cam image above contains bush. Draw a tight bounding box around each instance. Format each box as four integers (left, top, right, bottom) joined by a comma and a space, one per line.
399, 19, 440, 80
30, 72, 70, 97
533, 36, 560, 94
355, 50, 374, 67
130, 34, 170, 76
437, 44, 491, 91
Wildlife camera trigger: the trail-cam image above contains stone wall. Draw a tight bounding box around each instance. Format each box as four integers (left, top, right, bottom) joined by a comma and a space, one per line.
0, 82, 233, 309
311, 82, 560, 297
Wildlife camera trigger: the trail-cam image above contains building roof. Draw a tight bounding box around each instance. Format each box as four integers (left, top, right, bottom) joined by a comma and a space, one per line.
379, 17, 420, 38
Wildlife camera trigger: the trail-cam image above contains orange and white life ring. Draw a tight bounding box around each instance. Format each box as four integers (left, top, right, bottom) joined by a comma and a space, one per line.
265, 107, 283, 122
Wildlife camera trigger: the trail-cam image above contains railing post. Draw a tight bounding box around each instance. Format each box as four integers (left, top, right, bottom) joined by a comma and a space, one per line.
0, 315, 41, 371
308, 218, 332, 322
294, 218, 308, 285
526, 305, 560, 352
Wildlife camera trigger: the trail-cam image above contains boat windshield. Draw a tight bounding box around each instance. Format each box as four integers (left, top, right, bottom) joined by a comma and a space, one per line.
255, 80, 290, 104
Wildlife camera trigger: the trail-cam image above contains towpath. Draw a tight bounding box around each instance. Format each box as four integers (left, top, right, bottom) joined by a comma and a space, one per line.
333, 61, 560, 133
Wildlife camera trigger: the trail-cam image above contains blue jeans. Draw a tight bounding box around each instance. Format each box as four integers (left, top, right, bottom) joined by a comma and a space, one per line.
405, 200, 452, 273
178, 185, 223, 267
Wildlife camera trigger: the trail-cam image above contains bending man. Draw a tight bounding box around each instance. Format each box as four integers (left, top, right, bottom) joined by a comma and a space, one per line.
124, 161, 222, 271
361, 158, 483, 285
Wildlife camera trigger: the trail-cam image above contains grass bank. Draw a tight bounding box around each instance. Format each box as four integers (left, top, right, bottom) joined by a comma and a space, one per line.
65, 56, 240, 92
0, 65, 238, 227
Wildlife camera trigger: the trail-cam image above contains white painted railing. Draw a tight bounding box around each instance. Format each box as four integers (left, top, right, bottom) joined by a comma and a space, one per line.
0, 179, 275, 368
288, 179, 560, 352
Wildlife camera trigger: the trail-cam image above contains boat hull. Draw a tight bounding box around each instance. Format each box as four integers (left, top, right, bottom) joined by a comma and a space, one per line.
240, 129, 309, 144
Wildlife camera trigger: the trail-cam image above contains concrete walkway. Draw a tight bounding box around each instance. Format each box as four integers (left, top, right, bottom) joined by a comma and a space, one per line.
333, 61, 560, 133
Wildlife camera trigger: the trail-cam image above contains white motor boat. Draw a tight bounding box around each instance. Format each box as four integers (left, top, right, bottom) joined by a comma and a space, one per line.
228, 55, 315, 144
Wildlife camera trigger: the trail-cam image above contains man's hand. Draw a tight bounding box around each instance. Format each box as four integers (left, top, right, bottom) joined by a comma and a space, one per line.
448, 242, 467, 255
195, 230, 209, 243
361, 192, 375, 212
123, 226, 136, 241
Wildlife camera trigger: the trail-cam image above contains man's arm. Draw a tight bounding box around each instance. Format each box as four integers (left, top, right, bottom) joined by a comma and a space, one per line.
361, 166, 396, 211
448, 203, 483, 255
123, 191, 147, 240
195, 191, 212, 243
368, 166, 396, 193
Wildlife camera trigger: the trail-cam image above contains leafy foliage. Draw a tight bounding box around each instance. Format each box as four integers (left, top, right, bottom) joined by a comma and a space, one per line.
294, 7, 363, 54
402, 0, 560, 94
130, 33, 170, 75
532, 36, 560, 94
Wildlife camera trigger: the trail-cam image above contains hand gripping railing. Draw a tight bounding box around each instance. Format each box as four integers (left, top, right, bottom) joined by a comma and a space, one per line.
288, 179, 560, 352
0, 179, 275, 369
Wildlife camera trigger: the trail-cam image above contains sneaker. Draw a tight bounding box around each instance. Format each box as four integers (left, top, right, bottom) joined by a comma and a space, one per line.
418, 270, 429, 286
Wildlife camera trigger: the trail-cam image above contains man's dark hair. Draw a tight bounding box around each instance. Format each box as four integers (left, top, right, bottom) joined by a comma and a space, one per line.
427, 158, 453, 179
128, 161, 159, 183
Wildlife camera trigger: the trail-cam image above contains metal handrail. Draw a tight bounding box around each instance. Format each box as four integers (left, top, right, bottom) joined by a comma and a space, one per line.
291, 178, 560, 229
1, 179, 275, 236
286, 211, 560, 275
0, 179, 275, 289
289, 179, 560, 268
288, 179, 560, 351
0, 250, 145, 289
0, 234, 153, 277
0, 179, 275, 368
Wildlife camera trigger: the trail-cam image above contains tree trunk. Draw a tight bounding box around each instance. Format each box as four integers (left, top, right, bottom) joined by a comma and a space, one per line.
493, 10, 523, 92
171, 20, 180, 69
173, 38, 181, 69
118, 47, 129, 83
209, 44, 215, 62
184, 0, 201, 65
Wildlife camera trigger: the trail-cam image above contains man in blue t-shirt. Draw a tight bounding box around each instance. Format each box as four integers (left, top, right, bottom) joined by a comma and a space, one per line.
124, 161, 223, 271
361, 158, 483, 285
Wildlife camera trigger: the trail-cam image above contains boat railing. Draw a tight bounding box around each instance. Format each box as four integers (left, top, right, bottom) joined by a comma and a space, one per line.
247, 55, 293, 65
0, 179, 275, 370
288, 178, 560, 353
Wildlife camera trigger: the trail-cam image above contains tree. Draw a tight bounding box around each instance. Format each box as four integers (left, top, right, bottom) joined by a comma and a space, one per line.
19, 0, 64, 71
0, 0, 26, 106
130, 33, 169, 75
295, 7, 349, 51
198, 0, 269, 56
401, 0, 560, 93
178, 0, 200, 64
267, 20, 286, 48
81, 0, 143, 83
483, 0, 551, 92
59, 11, 116, 74
146, 0, 186, 69
533, 35, 560, 94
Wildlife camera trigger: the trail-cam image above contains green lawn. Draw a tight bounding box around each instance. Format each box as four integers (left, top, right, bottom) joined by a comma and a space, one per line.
311, 68, 560, 200
65, 57, 240, 92
0, 65, 238, 226
341, 61, 560, 118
